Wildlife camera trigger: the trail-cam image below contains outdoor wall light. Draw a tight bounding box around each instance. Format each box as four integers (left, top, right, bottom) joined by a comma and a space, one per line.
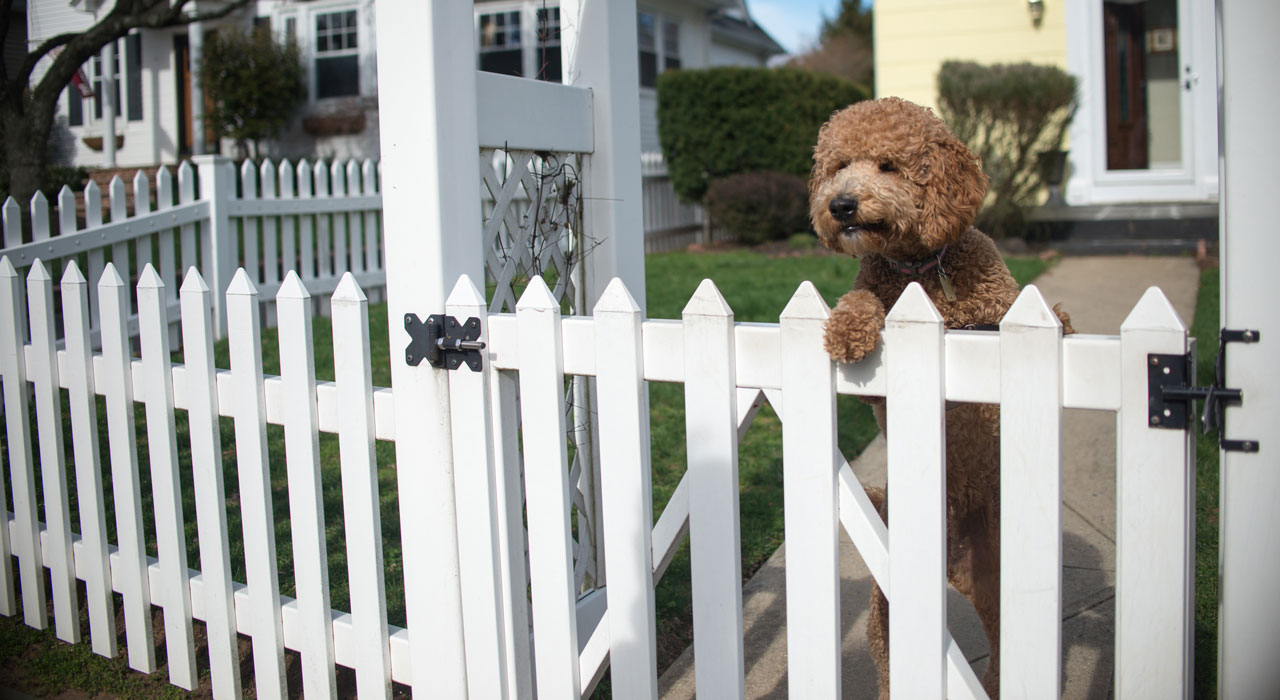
1028, 0, 1045, 26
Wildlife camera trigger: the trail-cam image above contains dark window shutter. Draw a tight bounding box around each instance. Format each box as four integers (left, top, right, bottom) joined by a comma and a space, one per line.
126, 33, 142, 121
68, 88, 83, 127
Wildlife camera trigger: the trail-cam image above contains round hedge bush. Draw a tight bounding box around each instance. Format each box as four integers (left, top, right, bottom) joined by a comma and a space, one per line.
703, 171, 811, 246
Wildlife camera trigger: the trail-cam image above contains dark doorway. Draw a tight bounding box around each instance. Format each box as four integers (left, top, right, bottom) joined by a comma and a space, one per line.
1103, 2, 1149, 170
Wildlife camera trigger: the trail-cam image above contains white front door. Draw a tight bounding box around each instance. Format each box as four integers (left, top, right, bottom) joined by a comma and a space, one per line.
1065, 0, 1219, 204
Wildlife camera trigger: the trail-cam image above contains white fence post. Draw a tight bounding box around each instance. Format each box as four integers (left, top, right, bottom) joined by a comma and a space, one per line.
999, 285, 1064, 697
884, 282, 947, 699
780, 282, 841, 699
374, 0, 483, 696
1117, 287, 1191, 698
682, 279, 745, 700
193, 155, 237, 338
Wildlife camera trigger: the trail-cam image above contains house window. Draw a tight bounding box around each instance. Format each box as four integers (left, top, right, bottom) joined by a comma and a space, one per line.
479, 11, 523, 77
315, 9, 359, 98
662, 20, 680, 71
637, 12, 657, 87
78, 34, 142, 125
534, 7, 561, 82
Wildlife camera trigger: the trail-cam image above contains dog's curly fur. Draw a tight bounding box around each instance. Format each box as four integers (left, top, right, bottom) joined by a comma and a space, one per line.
810, 97, 1072, 699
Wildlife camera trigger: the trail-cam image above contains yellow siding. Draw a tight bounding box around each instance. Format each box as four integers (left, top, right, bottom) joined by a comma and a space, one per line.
874, 0, 1068, 109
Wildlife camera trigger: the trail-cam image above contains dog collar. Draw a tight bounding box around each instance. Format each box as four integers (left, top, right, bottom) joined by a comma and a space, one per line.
880, 244, 949, 278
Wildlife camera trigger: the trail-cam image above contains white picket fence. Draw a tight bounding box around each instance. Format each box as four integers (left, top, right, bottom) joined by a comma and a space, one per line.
0, 156, 384, 346
640, 152, 706, 253
0, 255, 1194, 698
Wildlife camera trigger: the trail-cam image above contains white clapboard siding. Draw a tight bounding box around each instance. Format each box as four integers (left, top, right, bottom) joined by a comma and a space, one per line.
1117, 287, 1193, 698
516, 277, 582, 700
779, 282, 841, 699
227, 269, 288, 700
98, 263, 156, 672
999, 286, 1064, 697
2, 257, 44, 626
26, 260, 80, 642
884, 283, 947, 699
594, 278, 659, 700
682, 279, 745, 700
60, 261, 116, 656
276, 272, 339, 699
179, 268, 243, 700
444, 275, 510, 700
137, 265, 198, 688
332, 272, 393, 699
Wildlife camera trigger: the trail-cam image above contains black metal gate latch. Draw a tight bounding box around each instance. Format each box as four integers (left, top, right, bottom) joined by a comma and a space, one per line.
1148, 328, 1260, 453
404, 314, 486, 371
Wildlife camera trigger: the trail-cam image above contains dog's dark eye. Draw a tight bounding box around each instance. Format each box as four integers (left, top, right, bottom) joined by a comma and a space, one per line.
879, 161, 897, 173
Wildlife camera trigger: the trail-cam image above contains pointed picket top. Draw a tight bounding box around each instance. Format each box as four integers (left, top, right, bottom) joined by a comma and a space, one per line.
682, 278, 733, 318
276, 270, 310, 302
0, 255, 15, 279
593, 277, 641, 315
57, 185, 75, 209
296, 160, 313, 196
98, 262, 125, 288
30, 188, 48, 210
132, 170, 150, 200
331, 160, 346, 188
780, 281, 830, 322
84, 178, 101, 200
156, 164, 173, 191
226, 268, 259, 297
885, 281, 944, 325
516, 275, 558, 312
136, 264, 163, 290
346, 160, 361, 190
444, 273, 486, 309
240, 160, 258, 197
61, 259, 86, 286
27, 258, 51, 283
361, 159, 377, 193
1001, 284, 1061, 330
260, 158, 276, 179
180, 266, 209, 294
331, 272, 366, 304
1120, 286, 1187, 333
108, 175, 126, 198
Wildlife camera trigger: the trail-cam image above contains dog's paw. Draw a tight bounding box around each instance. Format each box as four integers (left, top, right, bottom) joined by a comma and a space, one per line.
824, 289, 886, 363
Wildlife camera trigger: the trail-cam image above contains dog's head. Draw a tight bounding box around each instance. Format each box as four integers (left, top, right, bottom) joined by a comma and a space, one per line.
809, 97, 988, 260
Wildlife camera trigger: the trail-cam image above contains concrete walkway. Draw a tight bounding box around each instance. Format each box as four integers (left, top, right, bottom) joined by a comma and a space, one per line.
658, 256, 1202, 700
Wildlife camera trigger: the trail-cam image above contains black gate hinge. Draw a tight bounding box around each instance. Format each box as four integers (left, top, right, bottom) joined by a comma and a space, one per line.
404, 314, 486, 372
1148, 328, 1260, 453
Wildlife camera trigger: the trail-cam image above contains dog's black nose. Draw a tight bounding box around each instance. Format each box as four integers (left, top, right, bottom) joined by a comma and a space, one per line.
828, 195, 858, 223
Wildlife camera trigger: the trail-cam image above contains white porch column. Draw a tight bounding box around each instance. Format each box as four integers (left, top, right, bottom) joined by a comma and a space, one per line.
1216, 0, 1280, 697
101, 39, 116, 168
190, 21, 206, 156
374, 1, 483, 698
560, 0, 645, 311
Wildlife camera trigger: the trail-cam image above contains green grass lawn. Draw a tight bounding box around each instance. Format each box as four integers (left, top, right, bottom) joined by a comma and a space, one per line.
1191, 265, 1220, 699
0, 248, 1055, 697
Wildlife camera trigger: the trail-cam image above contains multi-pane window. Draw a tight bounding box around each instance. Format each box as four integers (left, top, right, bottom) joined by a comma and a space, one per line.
479, 11, 523, 77
315, 9, 359, 98
534, 7, 562, 82
662, 20, 680, 71
69, 34, 142, 127
637, 12, 680, 88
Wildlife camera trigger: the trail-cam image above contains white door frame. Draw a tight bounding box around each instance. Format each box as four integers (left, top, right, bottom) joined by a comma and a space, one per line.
1065, 0, 1219, 205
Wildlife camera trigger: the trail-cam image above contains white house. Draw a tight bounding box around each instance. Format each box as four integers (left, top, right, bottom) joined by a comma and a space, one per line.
28, 0, 782, 169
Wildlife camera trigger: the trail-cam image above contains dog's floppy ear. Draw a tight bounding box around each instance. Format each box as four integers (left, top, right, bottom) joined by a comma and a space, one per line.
918, 137, 988, 249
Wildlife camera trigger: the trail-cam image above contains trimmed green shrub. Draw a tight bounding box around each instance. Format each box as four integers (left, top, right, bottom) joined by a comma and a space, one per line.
703, 171, 810, 245
937, 60, 1077, 238
202, 27, 307, 160
657, 67, 868, 203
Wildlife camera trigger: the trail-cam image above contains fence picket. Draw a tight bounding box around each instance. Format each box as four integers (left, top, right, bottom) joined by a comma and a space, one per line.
0, 257, 44, 626
30, 191, 50, 242
27, 261, 79, 642
682, 279, 745, 700
279, 161, 298, 279
999, 286, 1064, 697
490, 366, 533, 700
347, 161, 366, 274
57, 186, 77, 245
314, 162, 332, 282
156, 167, 178, 301
261, 159, 280, 287
593, 278, 659, 699
133, 172, 153, 275
444, 274, 510, 700
227, 269, 288, 700
99, 263, 156, 672
779, 282, 840, 699
516, 277, 582, 699
109, 177, 131, 299
1, 198, 17, 248
241, 162, 261, 286
137, 265, 199, 687
178, 164, 198, 307
884, 283, 947, 698
331, 162, 349, 277
1117, 288, 1192, 698
361, 159, 379, 296
276, 272, 339, 699
60, 261, 116, 656
332, 273, 393, 699
179, 269, 243, 699
297, 160, 316, 281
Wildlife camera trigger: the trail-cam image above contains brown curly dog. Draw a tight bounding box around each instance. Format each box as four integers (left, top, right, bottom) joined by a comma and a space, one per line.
810, 97, 1071, 699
